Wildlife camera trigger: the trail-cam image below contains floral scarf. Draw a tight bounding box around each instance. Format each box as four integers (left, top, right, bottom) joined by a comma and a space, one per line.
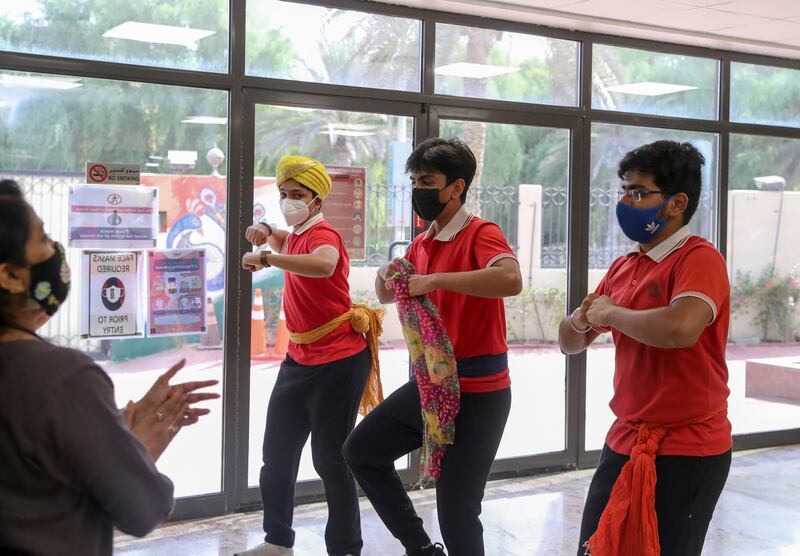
388, 259, 461, 482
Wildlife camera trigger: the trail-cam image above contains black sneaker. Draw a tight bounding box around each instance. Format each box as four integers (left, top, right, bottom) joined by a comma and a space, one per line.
405, 543, 447, 556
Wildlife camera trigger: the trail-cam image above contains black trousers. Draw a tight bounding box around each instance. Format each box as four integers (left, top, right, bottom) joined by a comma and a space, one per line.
577, 444, 732, 556
343, 379, 511, 556
259, 348, 370, 556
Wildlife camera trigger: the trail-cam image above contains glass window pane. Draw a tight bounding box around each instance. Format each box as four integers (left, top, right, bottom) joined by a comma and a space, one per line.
727, 134, 800, 434
0, 1, 228, 73
248, 105, 414, 486
0, 70, 228, 496
585, 123, 718, 451
731, 62, 800, 128
435, 24, 578, 106
592, 44, 719, 120
441, 119, 570, 458
245, 1, 421, 92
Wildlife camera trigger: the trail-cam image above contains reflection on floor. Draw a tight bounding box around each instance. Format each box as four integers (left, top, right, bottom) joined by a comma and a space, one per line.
116, 444, 800, 556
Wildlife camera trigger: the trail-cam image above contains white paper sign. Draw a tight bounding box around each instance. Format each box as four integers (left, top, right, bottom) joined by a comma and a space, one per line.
83, 251, 140, 339
69, 185, 158, 249
85, 162, 141, 185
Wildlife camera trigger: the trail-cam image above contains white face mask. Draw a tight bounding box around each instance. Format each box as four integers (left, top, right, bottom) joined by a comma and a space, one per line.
280, 197, 316, 227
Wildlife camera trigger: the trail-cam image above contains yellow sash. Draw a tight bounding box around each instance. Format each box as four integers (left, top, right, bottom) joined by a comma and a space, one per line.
288, 304, 384, 415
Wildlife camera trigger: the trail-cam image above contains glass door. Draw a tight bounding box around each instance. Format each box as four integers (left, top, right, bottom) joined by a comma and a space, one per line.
234, 92, 425, 508
582, 123, 720, 457
431, 106, 579, 473
1, 71, 230, 505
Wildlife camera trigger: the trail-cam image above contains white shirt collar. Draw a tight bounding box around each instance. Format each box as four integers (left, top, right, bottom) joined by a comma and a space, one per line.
293, 213, 325, 235
423, 206, 473, 242
639, 225, 692, 262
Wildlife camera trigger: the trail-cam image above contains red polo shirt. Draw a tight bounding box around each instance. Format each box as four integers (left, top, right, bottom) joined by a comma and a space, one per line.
282, 215, 366, 366
405, 207, 516, 393
594, 227, 732, 457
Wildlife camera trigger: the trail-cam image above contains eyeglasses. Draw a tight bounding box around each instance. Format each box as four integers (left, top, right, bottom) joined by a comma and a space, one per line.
617, 187, 668, 203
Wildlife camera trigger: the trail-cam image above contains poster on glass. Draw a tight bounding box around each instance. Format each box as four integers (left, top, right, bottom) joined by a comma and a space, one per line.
325, 166, 367, 261
68, 184, 158, 249
80, 251, 142, 339
147, 249, 207, 337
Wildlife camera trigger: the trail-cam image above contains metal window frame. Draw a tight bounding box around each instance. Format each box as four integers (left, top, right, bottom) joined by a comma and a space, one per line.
428, 103, 582, 476
0, 0, 799, 521
234, 88, 429, 511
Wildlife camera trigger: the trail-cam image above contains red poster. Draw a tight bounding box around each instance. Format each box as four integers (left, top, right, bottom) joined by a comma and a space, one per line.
325, 166, 366, 261
147, 249, 207, 337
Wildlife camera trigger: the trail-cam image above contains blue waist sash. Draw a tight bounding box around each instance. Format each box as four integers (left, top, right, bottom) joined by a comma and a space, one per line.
456, 352, 508, 378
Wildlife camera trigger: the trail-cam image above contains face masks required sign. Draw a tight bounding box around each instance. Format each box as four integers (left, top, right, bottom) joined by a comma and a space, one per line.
147, 249, 207, 337
69, 184, 158, 249
80, 251, 141, 339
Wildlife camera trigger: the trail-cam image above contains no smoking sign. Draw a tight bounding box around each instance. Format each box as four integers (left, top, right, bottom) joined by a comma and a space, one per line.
84, 161, 141, 185
88, 164, 108, 183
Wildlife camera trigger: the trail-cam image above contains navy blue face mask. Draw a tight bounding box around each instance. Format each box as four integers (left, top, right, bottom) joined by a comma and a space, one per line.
615, 198, 672, 244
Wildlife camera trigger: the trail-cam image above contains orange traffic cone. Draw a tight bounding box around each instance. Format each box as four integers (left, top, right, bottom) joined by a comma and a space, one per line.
198, 297, 222, 350
251, 288, 271, 360
268, 299, 289, 360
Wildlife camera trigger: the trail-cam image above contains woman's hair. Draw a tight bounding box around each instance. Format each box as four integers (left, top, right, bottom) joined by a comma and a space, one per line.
0, 179, 22, 196
0, 180, 32, 330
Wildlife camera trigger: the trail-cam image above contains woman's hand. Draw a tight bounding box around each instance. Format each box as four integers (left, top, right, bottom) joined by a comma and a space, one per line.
128, 359, 219, 429
129, 389, 190, 461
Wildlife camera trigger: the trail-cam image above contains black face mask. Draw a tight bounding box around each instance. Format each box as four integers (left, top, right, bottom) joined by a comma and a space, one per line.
412, 183, 453, 222
29, 241, 71, 316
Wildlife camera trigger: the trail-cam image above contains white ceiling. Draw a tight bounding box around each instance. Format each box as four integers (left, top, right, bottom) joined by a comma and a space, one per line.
378, 0, 800, 61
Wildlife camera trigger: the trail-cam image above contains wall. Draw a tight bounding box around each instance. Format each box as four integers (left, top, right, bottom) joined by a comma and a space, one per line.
727, 190, 800, 342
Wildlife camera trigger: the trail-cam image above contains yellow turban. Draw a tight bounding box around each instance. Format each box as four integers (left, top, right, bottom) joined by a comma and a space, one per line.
276, 155, 332, 199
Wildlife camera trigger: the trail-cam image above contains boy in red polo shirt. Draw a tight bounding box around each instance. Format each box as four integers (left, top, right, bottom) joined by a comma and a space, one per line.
343, 138, 523, 556
237, 156, 383, 556
559, 141, 731, 556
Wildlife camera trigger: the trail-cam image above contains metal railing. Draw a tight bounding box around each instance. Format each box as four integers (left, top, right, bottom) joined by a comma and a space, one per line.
540, 185, 716, 268
362, 183, 520, 264
3, 170, 715, 347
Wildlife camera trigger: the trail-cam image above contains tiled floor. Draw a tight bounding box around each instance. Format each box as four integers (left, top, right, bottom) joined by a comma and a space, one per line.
116, 444, 800, 555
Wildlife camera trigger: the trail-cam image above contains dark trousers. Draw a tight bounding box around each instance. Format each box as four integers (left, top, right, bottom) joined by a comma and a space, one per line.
578, 444, 732, 556
343, 379, 511, 556
260, 348, 370, 556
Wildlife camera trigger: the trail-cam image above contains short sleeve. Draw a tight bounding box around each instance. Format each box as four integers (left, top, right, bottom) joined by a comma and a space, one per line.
473, 221, 516, 268
307, 226, 341, 253
45, 362, 175, 537
671, 244, 730, 323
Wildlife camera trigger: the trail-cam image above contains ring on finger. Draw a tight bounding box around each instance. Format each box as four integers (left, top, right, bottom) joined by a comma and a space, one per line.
167, 424, 179, 435
156, 411, 165, 422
